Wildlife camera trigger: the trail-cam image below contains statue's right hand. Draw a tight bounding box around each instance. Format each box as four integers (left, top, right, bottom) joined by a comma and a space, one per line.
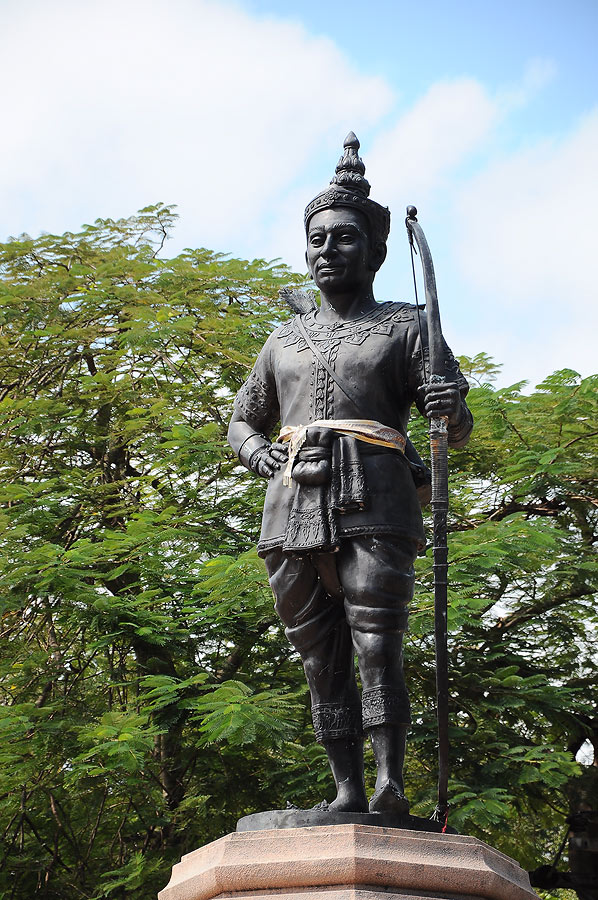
253, 442, 288, 478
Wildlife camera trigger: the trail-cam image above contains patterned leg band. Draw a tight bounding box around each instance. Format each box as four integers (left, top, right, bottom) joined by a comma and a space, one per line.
362, 686, 411, 730
311, 702, 363, 743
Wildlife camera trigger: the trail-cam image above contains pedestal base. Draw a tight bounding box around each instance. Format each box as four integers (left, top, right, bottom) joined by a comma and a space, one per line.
158, 824, 539, 900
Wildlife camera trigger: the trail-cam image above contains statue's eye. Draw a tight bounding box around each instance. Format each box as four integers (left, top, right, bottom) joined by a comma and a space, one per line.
310, 234, 324, 246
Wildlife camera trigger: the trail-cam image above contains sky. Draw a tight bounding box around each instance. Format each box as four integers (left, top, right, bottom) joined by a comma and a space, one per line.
1, 0, 597, 387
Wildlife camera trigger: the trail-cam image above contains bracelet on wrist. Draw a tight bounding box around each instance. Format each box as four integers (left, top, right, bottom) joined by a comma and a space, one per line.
248, 444, 269, 474
238, 432, 270, 471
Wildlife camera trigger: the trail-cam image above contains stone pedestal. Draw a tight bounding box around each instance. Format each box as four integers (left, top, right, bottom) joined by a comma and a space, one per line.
158, 824, 539, 900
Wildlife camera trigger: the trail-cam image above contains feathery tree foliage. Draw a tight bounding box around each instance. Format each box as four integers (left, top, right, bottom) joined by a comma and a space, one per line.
0, 207, 595, 899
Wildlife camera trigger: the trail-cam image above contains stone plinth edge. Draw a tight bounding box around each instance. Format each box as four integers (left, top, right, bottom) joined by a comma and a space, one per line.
158, 824, 539, 900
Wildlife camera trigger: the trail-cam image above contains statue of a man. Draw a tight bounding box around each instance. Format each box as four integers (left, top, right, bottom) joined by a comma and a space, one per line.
228, 133, 473, 815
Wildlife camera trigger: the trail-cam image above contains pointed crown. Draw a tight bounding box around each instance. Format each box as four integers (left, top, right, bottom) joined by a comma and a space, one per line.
304, 132, 390, 243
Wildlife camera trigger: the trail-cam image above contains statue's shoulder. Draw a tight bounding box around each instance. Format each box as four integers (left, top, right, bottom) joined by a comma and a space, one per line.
268, 321, 288, 339
260, 318, 300, 342
384, 300, 418, 317
377, 301, 421, 327
273, 316, 298, 336
270, 316, 305, 349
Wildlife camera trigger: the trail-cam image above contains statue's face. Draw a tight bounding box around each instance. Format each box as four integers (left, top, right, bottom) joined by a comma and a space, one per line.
306, 207, 375, 293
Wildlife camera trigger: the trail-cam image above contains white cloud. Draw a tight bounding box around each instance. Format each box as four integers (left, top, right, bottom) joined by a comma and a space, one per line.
367, 78, 499, 207
0, 0, 392, 250
454, 109, 598, 383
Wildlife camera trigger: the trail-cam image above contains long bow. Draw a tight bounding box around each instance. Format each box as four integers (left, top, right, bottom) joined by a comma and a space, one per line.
405, 205, 450, 827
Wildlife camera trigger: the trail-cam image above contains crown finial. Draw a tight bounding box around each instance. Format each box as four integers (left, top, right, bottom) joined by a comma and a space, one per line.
332, 131, 370, 197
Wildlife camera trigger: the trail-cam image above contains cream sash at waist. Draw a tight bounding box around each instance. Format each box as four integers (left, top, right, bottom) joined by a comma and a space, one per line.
278, 419, 406, 487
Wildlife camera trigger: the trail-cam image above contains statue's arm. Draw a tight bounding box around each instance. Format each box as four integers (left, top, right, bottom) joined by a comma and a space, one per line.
227, 336, 287, 478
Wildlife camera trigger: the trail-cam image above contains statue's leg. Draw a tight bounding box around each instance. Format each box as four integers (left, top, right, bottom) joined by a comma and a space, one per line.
338, 535, 417, 814
264, 547, 367, 812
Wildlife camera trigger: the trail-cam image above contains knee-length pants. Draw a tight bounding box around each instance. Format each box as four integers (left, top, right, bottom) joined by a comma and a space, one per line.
264, 535, 417, 743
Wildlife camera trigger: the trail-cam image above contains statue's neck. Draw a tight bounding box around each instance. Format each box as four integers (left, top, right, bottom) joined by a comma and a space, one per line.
316, 290, 377, 324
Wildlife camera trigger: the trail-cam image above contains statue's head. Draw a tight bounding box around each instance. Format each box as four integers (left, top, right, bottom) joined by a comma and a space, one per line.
304, 133, 389, 292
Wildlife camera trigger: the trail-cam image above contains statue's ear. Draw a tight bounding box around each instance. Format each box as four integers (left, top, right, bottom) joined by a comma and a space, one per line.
305, 249, 313, 277
369, 241, 387, 272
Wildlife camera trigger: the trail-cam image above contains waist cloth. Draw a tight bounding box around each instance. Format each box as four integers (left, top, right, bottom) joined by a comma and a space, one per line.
277, 419, 406, 554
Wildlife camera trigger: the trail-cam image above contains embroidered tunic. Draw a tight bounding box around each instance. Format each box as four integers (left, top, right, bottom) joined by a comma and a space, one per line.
234, 301, 471, 555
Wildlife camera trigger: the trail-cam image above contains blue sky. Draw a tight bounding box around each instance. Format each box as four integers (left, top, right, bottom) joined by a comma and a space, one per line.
1, 0, 596, 386
245, 0, 596, 130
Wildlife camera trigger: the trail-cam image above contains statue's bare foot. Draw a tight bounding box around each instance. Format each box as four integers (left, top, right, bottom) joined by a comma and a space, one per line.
369, 779, 410, 814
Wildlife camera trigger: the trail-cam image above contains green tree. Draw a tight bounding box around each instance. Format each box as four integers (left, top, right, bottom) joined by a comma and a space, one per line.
406, 356, 597, 891
0, 207, 310, 898
0, 209, 595, 898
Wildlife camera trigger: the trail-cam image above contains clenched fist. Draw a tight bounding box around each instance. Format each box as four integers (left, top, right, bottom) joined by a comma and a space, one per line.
421, 381, 462, 424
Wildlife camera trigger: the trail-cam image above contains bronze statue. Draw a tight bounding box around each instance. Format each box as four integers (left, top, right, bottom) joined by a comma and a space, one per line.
228, 133, 473, 815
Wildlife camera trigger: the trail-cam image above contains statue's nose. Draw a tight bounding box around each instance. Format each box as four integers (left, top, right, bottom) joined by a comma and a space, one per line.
321, 235, 337, 257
